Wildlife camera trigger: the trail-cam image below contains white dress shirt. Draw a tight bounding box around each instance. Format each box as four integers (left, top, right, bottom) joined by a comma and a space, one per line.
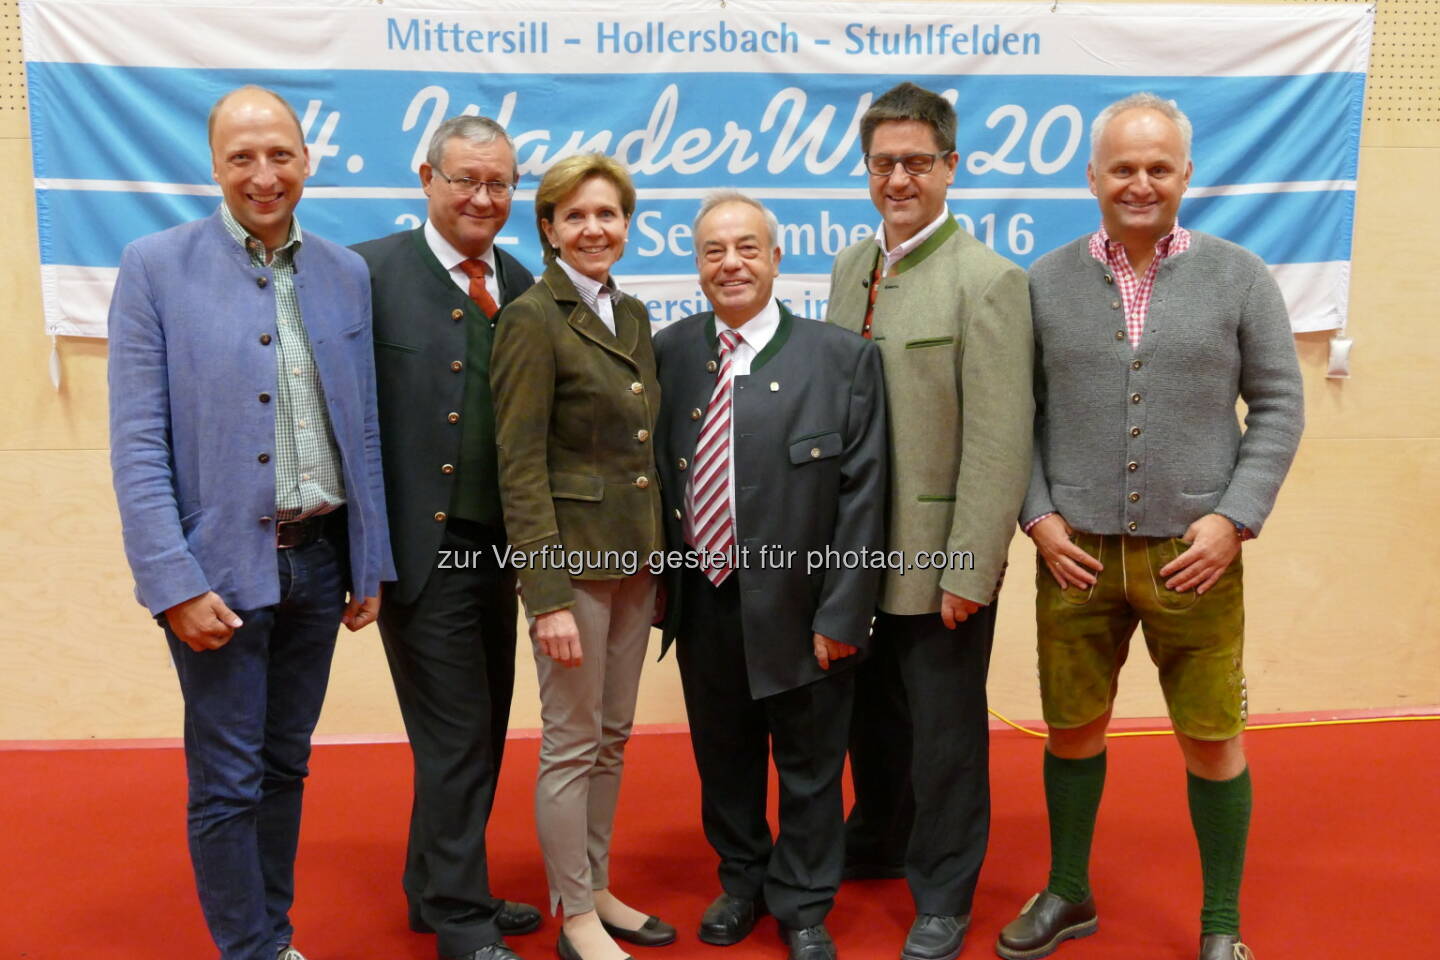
554, 258, 618, 335
684, 300, 781, 543
875, 208, 952, 274
424, 219, 500, 306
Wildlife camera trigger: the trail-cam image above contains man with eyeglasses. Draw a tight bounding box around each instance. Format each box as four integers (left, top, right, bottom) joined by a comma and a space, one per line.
825, 81, 1034, 960
352, 115, 538, 960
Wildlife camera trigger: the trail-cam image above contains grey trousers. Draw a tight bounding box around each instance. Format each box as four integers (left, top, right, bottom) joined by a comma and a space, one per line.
531, 572, 656, 916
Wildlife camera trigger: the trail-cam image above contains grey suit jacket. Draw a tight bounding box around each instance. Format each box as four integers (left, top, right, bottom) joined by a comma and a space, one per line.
1022, 231, 1304, 537
827, 218, 1033, 613
352, 227, 533, 604
654, 305, 888, 699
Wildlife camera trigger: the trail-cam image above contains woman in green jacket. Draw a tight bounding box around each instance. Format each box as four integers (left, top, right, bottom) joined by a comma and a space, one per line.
491, 153, 672, 960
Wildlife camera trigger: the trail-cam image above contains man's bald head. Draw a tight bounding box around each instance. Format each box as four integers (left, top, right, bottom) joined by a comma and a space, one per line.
207, 85, 304, 151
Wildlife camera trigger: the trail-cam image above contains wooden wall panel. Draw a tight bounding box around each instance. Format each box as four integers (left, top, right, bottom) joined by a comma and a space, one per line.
0, 0, 27, 140
0, 138, 111, 452
0, 450, 182, 738
1296, 147, 1440, 441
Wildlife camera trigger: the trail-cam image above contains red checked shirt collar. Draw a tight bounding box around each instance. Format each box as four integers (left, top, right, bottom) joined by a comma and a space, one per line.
1088, 223, 1191, 349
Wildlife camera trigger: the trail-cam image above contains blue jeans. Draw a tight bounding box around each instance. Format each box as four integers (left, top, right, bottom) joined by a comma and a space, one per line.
164, 537, 347, 960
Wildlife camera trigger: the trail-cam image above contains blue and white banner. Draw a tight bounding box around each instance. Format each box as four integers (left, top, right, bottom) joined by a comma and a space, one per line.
22, 0, 1372, 337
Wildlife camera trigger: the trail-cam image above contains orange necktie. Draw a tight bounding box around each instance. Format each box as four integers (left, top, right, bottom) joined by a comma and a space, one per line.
458, 258, 500, 319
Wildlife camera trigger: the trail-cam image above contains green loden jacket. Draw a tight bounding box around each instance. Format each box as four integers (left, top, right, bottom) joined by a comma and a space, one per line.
490, 261, 664, 615
826, 216, 1034, 614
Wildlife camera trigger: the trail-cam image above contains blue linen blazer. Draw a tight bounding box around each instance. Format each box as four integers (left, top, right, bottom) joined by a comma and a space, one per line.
108, 210, 395, 617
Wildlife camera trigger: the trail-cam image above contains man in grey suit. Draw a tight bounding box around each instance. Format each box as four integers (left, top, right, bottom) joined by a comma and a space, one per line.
653, 191, 887, 960
826, 83, 1034, 960
997, 93, 1303, 960
352, 115, 538, 960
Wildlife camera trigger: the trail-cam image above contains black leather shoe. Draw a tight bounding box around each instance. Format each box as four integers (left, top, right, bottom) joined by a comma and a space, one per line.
601, 915, 676, 947
698, 893, 766, 946
1198, 933, 1254, 960
996, 891, 1098, 960
557, 930, 633, 960
498, 901, 542, 936
446, 942, 523, 960
412, 901, 541, 937
901, 913, 969, 960
841, 860, 906, 881
778, 924, 836, 960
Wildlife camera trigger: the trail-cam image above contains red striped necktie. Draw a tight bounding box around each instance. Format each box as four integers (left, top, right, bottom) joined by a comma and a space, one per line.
686, 328, 741, 586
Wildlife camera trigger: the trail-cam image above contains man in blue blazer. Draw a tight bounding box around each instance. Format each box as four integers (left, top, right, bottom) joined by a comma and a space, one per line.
108, 86, 393, 960
352, 115, 538, 960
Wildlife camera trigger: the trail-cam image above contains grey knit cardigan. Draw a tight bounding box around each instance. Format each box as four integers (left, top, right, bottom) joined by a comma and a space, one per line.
1022, 231, 1304, 538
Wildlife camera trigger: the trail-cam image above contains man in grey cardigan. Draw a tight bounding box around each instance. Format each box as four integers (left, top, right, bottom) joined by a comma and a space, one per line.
998, 94, 1303, 960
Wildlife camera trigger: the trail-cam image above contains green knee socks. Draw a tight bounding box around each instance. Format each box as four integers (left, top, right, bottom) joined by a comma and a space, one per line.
1042, 749, 1251, 933
1043, 749, 1107, 904
1188, 767, 1252, 936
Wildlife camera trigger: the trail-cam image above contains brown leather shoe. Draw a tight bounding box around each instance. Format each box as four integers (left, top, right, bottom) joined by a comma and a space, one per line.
1198, 934, 1254, 960
995, 890, 1097, 960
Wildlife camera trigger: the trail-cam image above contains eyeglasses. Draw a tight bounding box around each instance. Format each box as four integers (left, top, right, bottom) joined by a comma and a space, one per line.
863, 152, 951, 177
433, 169, 517, 198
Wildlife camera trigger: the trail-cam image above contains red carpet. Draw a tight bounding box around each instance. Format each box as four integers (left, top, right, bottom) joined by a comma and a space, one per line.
3, 722, 1435, 959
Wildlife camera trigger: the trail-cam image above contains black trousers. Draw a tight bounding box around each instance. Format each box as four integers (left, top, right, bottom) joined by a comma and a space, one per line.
676, 568, 855, 930
377, 520, 518, 957
846, 604, 997, 916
